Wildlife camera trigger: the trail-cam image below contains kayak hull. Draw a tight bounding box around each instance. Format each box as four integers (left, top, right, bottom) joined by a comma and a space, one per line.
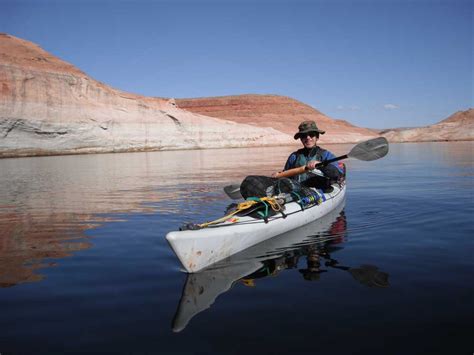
166, 183, 346, 273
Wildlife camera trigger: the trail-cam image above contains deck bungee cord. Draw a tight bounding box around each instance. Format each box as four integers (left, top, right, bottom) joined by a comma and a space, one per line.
182, 196, 286, 230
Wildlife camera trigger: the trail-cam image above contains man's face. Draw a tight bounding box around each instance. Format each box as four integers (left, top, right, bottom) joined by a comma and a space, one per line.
300, 132, 318, 149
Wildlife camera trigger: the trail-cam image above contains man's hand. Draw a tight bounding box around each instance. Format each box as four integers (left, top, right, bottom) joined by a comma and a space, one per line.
271, 171, 281, 178
306, 160, 321, 170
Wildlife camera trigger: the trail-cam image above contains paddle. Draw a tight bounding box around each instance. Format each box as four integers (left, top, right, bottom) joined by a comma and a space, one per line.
223, 184, 245, 200
223, 137, 389, 199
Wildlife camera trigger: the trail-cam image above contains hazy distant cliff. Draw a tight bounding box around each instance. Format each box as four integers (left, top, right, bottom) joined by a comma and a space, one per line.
380, 109, 474, 143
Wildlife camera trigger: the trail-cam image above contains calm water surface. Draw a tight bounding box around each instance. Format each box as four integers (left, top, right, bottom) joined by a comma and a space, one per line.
0, 142, 472, 354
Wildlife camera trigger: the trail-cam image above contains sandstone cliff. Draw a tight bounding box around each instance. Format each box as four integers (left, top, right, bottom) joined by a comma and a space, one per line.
176, 95, 378, 144
5, 33, 468, 158
380, 109, 474, 143
0, 34, 292, 158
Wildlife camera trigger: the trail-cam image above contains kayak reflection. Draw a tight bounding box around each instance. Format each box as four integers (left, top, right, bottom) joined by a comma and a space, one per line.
171, 204, 389, 332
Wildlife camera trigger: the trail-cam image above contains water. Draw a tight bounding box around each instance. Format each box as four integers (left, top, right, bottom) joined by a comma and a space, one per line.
0, 142, 472, 354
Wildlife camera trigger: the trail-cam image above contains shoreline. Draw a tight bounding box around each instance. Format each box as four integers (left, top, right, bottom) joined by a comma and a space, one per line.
1, 139, 473, 160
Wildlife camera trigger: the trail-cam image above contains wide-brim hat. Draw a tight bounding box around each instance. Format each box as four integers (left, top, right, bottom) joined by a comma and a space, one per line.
294, 120, 326, 140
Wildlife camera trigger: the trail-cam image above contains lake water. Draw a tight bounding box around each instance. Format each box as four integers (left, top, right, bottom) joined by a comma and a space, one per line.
0, 142, 472, 354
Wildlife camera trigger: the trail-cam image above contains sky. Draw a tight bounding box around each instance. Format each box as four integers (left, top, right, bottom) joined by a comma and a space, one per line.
1, 0, 472, 128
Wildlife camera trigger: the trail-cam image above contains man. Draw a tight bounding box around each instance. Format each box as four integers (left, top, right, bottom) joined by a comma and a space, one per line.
240, 120, 344, 199
274, 120, 345, 189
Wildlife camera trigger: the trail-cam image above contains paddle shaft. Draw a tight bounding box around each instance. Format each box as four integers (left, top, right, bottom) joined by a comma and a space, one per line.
274, 154, 348, 178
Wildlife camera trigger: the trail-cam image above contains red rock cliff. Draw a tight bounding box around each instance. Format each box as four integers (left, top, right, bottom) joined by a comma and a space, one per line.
176, 95, 378, 143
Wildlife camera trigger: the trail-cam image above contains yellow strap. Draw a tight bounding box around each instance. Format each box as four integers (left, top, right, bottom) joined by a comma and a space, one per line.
198, 197, 284, 229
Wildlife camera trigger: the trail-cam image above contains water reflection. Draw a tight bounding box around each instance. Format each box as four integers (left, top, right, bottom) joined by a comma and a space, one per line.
0, 211, 93, 287
0, 146, 300, 287
171, 205, 389, 332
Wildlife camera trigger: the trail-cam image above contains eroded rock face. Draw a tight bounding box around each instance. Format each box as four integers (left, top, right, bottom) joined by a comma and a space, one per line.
0, 34, 292, 158
176, 95, 379, 144
380, 109, 474, 143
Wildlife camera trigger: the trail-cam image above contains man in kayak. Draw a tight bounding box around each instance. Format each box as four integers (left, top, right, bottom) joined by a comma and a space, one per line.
240, 120, 344, 198
274, 120, 345, 189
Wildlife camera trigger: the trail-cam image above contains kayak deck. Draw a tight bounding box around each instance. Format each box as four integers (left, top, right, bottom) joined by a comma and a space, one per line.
166, 183, 346, 273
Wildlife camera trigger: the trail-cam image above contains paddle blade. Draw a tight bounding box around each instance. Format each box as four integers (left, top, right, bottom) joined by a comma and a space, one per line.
223, 184, 243, 200
347, 137, 389, 161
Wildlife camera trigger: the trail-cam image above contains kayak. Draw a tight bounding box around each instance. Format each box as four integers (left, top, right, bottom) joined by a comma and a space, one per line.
166, 182, 346, 273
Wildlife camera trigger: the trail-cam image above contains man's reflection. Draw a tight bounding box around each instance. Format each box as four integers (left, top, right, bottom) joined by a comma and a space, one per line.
240, 212, 389, 287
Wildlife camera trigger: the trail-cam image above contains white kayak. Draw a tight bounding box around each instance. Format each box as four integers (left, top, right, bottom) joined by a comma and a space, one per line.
166, 182, 346, 273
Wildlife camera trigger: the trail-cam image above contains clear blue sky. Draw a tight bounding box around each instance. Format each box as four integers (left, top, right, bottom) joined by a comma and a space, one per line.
1, 0, 472, 128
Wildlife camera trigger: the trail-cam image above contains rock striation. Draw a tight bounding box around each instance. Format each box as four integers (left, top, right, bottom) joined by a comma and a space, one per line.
0, 34, 293, 158
176, 95, 378, 144
380, 109, 474, 143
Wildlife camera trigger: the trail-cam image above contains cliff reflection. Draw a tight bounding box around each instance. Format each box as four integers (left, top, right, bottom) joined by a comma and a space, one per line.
0, 212, 92, 287
0, 146, 301, 287
172, 206, 389, 332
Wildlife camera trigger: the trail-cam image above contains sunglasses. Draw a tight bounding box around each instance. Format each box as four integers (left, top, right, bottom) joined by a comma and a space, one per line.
300, 132, 319, 139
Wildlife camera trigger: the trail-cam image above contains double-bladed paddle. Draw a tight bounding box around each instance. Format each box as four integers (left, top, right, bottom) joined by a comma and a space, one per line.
223, 137, 389, 200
